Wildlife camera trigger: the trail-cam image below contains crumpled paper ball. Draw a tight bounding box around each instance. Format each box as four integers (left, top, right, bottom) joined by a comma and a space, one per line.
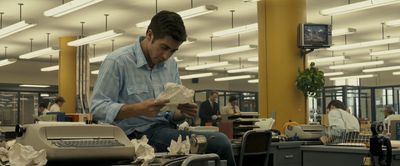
130, 135, 155, 166
178, 121, 190, 131
0, 147, 8, 163
167, 135, 190, 155
157, 83, 194, 112
8, 143, 47, 166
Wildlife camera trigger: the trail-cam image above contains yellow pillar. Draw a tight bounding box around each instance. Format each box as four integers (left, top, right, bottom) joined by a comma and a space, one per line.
258, 0, 307, 132
58, 37, 77, 113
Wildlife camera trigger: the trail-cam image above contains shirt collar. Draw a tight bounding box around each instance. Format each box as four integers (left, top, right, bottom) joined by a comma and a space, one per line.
133, 36, 166, 69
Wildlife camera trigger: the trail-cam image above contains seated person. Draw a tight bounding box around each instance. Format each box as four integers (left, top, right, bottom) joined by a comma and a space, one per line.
49, 96, 65, 112
221, 96, 240, 115
38, 102, 49, 116
321, 100, 360, 144
327, 100, 360, 132
90, 11, 235, 166
383, 105, 400, 131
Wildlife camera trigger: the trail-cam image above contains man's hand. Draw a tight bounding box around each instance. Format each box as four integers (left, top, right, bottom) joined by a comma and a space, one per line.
118, 99, 169, 119
174, 103, 198, 120
139, 99, 169, 117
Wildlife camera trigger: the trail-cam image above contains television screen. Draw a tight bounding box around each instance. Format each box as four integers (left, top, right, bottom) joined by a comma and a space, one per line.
298, 23, 331, 48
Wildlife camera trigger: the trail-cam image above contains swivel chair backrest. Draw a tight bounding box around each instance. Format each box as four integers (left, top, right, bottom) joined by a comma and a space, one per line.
238, 129, 272, 166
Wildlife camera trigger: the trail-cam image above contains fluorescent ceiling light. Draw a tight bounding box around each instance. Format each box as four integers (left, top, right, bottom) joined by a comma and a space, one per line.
332, 28, 356, 36
136, 5, 218, 28
182, 37, 197, 45
362, 65, 400, 73
44, 0, 103, 17
248, 57, 258, 62
180, 72, 214, 80
19, 47, 59, 59
89, 54, 107, 63
68, 30, 123, 46
40, 93, 49, 97
248, 79, 258, 83
385, 19, 400, 27
0, 20, 36, 39
329, 74, 374, 81
41, 65, 59, 72
370, 48, 400, 56
215, 75, 253, 82
329, 60, 384, 69
174, 57, 183, 62
243, 0, 260, 2
308, 56, 346, 63
227, 67, 258, 73
197, 45, 257, 57
185, 61, 229, 70
320, 0, 400, 16
0, 59, 17, 67
324, 72, 344, 77
393, 71, 400, 75
19, 84, 50, 88
91, 70, 99, 75
327, 38, 400, 51
212, 23, 258, 37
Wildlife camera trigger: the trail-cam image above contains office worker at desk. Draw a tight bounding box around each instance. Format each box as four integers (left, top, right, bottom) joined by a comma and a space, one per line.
90, 11, 236, 166
221, 96, 240, 115
199, 91, 220, 126
49, 96, 65, 112
327, 100, 360, 132
383, 105, 400, 131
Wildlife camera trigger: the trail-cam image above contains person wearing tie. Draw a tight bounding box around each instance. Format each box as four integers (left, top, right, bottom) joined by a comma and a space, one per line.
221, 96, 240, 115
199, 91, 220, 126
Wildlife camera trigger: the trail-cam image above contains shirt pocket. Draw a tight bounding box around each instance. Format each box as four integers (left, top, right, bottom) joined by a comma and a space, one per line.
127, 85, 151, 102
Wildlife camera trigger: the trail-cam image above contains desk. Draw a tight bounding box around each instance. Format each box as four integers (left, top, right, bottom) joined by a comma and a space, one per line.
232, 141, 321, 166
301, 145, 400, 166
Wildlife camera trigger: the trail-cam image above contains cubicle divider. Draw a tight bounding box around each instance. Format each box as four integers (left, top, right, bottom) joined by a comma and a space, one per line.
0, 83, 58, 126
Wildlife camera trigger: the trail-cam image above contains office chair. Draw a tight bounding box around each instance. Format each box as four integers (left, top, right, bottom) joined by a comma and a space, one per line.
238, 130, 272, 166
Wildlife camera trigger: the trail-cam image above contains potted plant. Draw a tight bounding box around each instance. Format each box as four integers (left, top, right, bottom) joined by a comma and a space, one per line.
296, 62, 325, 97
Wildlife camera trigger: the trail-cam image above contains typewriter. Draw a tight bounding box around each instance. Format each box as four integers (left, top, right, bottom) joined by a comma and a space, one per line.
16, 122, 135, 161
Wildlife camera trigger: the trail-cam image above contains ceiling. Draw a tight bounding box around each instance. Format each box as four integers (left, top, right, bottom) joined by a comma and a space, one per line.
307, 0, 400, 77
0, 0, 399, 86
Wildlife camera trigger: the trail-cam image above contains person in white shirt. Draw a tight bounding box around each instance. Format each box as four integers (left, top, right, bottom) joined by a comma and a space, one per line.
327, 100, 360, 132
221, 96, 240, 115
49, 96, 65, 112
38, 102, 49, 115
320, 100, 360, 144
383, 105, 400, 131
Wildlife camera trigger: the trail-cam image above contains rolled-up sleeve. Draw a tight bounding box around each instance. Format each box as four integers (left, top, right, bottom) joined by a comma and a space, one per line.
90, 59, 124, 123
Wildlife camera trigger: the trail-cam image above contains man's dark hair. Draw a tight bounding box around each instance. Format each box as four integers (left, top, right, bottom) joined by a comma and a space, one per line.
327, 100, 346, 110
39, 102, 47, 108
228, 96, 237, 103
147, 10, 187, 42
209, 90, 218, 97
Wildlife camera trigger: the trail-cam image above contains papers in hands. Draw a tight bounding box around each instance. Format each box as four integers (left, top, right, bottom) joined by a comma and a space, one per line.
156, 83, 194, 112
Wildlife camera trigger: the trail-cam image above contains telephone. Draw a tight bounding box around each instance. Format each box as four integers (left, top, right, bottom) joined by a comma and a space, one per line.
366, 122, 392, 166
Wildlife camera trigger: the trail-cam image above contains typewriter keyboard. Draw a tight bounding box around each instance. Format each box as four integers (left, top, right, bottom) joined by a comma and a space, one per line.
51, 138, 124, 147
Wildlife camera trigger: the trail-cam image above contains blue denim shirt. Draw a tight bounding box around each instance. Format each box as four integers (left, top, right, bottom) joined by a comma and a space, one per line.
90, 36, 182, 135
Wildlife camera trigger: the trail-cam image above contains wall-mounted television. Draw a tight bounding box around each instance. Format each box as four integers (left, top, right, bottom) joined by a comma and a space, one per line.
298, 23, 332, 48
